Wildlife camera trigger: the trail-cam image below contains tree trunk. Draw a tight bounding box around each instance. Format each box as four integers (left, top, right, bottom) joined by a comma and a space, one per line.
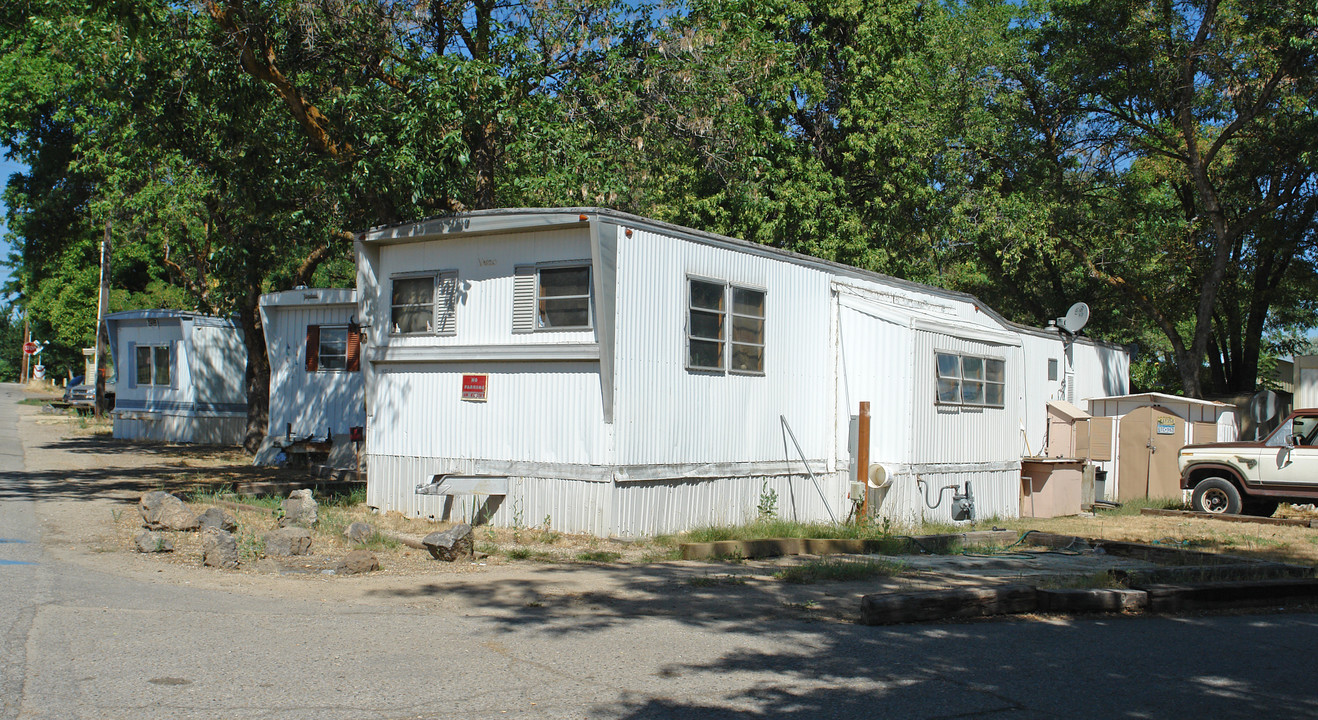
239, 290, 269, 454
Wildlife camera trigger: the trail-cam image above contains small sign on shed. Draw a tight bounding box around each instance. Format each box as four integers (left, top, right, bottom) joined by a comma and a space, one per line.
461, 374, 488, 402
1156, 416, 1176, 435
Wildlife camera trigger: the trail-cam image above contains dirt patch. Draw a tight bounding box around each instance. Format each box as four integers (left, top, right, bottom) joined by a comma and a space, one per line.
997, 510, 1318, 566
15, 403, 1318, 626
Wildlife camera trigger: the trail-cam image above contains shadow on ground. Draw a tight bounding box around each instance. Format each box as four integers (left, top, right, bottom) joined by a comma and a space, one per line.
1, 431, 316, 503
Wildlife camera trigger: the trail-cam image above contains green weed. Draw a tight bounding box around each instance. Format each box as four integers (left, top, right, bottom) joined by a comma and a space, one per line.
506, 547, 553, 561
575, 550, 622, 563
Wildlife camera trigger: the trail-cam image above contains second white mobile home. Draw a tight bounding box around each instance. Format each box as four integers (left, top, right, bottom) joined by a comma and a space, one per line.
357, 208, 1129, 536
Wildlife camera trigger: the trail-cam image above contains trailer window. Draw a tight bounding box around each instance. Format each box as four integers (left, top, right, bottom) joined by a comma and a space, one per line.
135, 343, 172, 387
318, 326, 349, 370
390, 271, 458, 336
537, 265, 592, 329
935, 352, 1004, 407
687, 278, 765, 374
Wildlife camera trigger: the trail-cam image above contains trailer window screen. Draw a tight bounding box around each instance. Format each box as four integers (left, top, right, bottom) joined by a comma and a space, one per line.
537, 266, 592, 329
135, 344, 172, 387
390, 271, 459, 336
935, 352, 1005, 407
391, 276, 435, 334
687, 278, 765, 374
318, 326, 349, 371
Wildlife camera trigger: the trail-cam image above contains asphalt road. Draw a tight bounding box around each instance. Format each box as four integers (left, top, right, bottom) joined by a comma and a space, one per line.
2, 382, 1318, 719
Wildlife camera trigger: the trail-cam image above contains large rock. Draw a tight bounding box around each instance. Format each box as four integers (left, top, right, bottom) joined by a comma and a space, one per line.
201, 528, 239, 569
139, 491, 200, 531
263, 526, 313, 556
343, 522, 374, 544
423, 523, 473, 561
336, 549, 380, 575
134, 530, 174, 553
280, 489, 318, 527
197, 507, 238, 533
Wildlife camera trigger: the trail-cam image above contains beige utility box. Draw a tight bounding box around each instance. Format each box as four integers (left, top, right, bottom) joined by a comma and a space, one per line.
1045, 400, 1113, 461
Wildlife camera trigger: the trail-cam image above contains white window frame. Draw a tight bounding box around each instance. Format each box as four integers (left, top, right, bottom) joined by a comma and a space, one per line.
389, 270, 458, 336
935, 351, 1005, 408
685, 276, 766, 376
316, 325, 350, 371
135, 343, 172, 387
534, 262, 593, 331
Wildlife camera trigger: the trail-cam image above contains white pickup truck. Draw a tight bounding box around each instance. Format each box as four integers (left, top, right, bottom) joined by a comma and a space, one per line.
1178, 410, 1318, 516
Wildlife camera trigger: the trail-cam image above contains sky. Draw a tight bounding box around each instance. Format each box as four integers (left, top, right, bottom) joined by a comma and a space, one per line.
0, 157, 22, 293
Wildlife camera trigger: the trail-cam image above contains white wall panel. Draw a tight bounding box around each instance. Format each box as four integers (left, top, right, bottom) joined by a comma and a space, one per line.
189, 324, 247, 405
376, 228, 596, 347
611, 228, 834, 466
911, 330, 1022, 466
369, 361, 610, 465
112, 414, 245, 445
835, 304, 914, 470
874, 467, 1020, 525
265, 302, 365, 438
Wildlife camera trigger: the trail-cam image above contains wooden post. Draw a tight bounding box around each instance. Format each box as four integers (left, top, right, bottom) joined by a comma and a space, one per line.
857, 401, 871, 520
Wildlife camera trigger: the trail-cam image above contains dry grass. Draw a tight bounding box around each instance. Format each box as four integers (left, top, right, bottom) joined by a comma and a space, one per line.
997, 506, 1318, 566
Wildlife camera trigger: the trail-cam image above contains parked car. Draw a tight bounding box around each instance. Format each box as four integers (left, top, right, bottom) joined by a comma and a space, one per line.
64, 378, 115, 412
61, 375, 84, 404
1178, 409, 1318, 516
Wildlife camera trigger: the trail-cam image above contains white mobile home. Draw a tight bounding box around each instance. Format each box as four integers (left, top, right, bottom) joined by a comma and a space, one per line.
1014, 326, 1130, 457
256, 288, 365, 466
357, 208, 1129, 536
105, 310, 247, 445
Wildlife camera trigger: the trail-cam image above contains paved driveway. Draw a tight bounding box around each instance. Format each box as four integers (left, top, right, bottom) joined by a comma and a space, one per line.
2, 383, 1317, 719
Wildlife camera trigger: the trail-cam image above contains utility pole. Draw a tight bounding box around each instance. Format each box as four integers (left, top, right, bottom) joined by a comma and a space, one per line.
20, 312, 29, 384
94, 219, 111, 418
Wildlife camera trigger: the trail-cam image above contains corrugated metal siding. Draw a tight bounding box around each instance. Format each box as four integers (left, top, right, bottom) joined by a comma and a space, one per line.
911, 330, 1022, 466
114, 321, 190, 406
377, 228, 596, 347
365, 453, 846, 536
1017, 335, 1129, 457
265, 303, 365, 438
611, 228, 834, 466
369, 361, 610, 464
835, 304, 914, 469
112, 414, 245, 445
188, 324, 248, 405
611, 471, 849, 537
875, 467, 1020, 525
365, 455, 613, 535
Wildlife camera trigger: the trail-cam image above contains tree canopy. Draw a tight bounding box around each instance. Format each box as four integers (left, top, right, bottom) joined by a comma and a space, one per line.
0, 0, 1314, 443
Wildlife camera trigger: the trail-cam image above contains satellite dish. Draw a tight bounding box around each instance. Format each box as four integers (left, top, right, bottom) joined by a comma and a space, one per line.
1057, 302, 1090, 334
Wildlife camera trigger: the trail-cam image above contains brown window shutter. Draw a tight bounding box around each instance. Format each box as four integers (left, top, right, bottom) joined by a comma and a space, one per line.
346, 323, 362, 372
305, 325, 320, 372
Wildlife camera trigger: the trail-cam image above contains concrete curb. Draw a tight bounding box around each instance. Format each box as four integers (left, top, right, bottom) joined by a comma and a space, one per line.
861, 585, 1037, 625
1140, 507, 1318, 528
679, 530, 1019, 561
1037, 588, 1148, 613
1137, 578, 1318, 612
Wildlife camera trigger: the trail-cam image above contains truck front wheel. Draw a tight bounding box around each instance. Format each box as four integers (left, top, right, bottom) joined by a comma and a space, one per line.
1191, 478, 1242, 515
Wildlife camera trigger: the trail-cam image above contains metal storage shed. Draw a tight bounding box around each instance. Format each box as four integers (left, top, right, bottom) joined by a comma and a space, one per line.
1086, 392, 1238, 503
356, 208, 1130, 536
104, 310, 247, 445
255, 289, 366, 468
